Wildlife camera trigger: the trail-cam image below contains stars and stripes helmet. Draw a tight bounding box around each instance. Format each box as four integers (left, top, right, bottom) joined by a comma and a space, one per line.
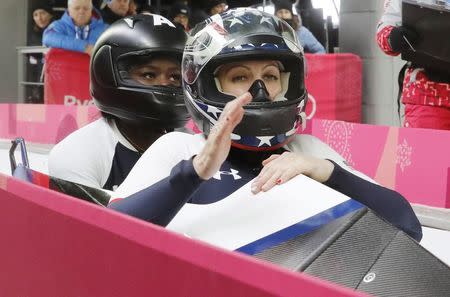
91, 14, 189, 129
182, 7, 308, 151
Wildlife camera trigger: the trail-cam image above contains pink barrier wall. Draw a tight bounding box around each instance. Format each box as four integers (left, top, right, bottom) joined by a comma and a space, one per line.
0, 173, 365, 297
305, 119, 450, 208
44, 48, 92, 105
0, 104, 100, 144
41, 49, 362, 122
0, 104, 448, 207
304, 54, 362, 122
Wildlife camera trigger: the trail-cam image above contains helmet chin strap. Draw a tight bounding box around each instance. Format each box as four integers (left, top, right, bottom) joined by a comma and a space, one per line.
248, 80, 271, 102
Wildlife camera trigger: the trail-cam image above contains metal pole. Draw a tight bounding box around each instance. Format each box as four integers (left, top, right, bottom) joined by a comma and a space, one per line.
17, 48, 24, 103
263, 0, 267, 12
156, 0, 161, 14
331, 0, 339, 17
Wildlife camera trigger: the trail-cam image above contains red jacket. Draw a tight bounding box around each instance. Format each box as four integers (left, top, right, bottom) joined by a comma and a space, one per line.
376, 0, 450, 108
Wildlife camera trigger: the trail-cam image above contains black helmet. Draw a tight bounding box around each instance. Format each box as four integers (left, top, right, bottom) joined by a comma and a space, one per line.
182, 8, 307, 151
91, 14, 189, 129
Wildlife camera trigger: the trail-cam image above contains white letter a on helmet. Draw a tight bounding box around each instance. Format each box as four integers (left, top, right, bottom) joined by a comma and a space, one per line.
153, 15, 175, 28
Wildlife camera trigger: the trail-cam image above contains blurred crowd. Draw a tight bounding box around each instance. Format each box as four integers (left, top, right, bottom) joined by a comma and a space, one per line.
25, 0, 450, 131
25, 0, 326, 104
28, 0, 326, 51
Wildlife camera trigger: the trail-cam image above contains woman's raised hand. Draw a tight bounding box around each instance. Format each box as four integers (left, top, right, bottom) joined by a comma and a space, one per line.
193, 92, 252, 180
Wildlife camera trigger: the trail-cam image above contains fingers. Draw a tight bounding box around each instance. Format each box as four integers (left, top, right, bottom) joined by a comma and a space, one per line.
251, 158, 279, 194
213, 92, 252, 136
221, 92, 252, 125
193, 93, 252, 181
251, 169, 281, 194
262, 154, 280, 166
236, 91, 253, 105
250, 152, 333, 195
251, 152, 303, 194
251, 167, 299, 194
210, 92, 252, 144
218, 92, 251, 119
277, 170, 300, 185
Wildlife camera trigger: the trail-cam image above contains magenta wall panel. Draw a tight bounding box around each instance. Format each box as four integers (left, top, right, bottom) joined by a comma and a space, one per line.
0, 174, 365, 297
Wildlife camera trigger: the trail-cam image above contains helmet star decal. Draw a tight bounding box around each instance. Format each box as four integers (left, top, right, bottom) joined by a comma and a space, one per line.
257, 136, 274, 147
227, 17, 244, 27
206, 105, 222, 119
260, 15, 273, 25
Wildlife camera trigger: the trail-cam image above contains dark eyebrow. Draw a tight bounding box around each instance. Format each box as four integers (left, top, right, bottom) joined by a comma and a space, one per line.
168, 67, 182, 72
131, 65, 181, 72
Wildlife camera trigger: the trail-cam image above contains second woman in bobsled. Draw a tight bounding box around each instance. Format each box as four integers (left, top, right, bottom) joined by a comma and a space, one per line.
49, 14, 189, 191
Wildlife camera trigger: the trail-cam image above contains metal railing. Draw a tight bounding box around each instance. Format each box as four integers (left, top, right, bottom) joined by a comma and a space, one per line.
16, 46, 49, 103
412, 203, 450, 231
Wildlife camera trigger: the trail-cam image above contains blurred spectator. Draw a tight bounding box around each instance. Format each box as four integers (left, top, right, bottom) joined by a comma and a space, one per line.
205, 0, 228, 16
29, 3, 54, 46
168, 2, 190, 31
26, 3, 54, 103
295, 0, 313, 10
43, 0, 108, 55
189, 0, 209, 27
274, 0, 325, 54
188, 0, 227, 27
138, 3, 155, 14
101, 0, 129, 24
127, 0, 137, 16
92, 0, 103, 9
377, 0, 450, 129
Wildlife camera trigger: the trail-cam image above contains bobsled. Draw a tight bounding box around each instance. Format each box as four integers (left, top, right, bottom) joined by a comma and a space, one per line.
5, 137, 450, 296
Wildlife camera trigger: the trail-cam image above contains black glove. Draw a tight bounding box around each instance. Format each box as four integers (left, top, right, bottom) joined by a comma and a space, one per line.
388, 26, 419, 53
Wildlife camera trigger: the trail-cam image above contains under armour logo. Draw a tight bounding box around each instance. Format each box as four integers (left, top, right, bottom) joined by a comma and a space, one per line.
213, 169, 241, 180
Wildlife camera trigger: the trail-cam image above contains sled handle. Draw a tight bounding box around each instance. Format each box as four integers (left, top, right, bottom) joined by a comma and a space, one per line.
9, 137, 30, 174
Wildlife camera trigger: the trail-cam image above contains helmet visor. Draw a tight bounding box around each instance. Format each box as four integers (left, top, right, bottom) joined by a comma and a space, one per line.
117, 51, 183, 91
183, 7, 302, 84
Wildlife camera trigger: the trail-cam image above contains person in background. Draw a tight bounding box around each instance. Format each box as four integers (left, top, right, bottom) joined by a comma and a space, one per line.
184, 0, 227, 28
188, 0, 209, 27
26, 3, 54, 103
376, 0, 450, 130
138, 3, 155, 14
168, 1, 191, 31
100, 0, 129, 24
127, 0, 137, 16
138, 4, 156, 14
29, 3, 54, 46
43, 0, 108, 56
49, 14, 189, 191
274, 0, 325, 54
92, 0, 103, 9
205, 0, 228, 16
